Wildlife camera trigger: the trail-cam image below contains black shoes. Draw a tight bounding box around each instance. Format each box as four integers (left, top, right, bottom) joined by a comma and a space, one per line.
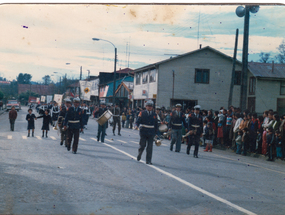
113, 133, 115, 136
72, 151, 76, 154
60, 141, 63, 145
186, 151, 190, 155
32, 133, 34, 137
137, 155, 141, 161
67, 147, 71, 151
118, 133, 121, 136
146, 162, 152, 165
194, 155, 198, 158
27, 133, 30, 137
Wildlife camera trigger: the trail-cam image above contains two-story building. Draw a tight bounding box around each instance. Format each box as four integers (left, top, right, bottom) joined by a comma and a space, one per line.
133, 46, 243, 110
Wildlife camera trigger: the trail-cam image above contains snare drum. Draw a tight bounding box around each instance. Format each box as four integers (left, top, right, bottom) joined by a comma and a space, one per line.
159, 124, 168, 132
96, 110, 113, 126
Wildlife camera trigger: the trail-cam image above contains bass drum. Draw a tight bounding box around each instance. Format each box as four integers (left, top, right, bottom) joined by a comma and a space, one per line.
158, 124, 168, 132
96, 110, 113, 126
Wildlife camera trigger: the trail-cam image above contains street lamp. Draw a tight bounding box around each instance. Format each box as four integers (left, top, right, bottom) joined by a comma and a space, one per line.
236, 5, 259, 111
92, 38, 117, 104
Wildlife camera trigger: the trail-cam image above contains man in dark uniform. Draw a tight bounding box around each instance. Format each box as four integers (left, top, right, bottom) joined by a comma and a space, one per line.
168, 104, 187, 152
135, 100, 158, 165
111, 103, 121, 136
58, 98, 72, 146
187, 105, 203, 158
94, 101, 108, 142
63, 97, 83, 154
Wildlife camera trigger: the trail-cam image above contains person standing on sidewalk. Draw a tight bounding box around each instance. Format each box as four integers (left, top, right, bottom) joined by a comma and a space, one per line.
9, 106, 17, 131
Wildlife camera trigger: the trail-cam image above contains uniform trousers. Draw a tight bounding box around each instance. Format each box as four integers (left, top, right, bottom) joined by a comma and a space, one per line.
67, 128, 80, 152
59, 124, 67, 144
187, 135, 200, 156
113, 117, 121, 134
10, 119, 15, 131
97, 123, 107, 142
170, 129, 182, 152
138, 134, 155, 163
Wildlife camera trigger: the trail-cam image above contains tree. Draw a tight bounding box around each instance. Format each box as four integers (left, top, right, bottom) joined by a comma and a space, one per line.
276, 39, 285, 64
17, 73, 32, 84
259, 52, 271, 63
42, 75, 51, 85
18, 91, 39, 102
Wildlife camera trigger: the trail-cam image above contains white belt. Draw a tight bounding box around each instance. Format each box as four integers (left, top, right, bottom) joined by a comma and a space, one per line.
140, 124, 155, 128
68, 120, 80, 123
173, 123, 182, 126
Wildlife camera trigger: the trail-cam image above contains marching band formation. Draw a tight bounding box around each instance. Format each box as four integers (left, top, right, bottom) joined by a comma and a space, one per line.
22, 98, 205, 163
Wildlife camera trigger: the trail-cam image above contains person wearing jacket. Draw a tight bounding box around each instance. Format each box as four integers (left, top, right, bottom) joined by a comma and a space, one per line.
9, 106, 17, 131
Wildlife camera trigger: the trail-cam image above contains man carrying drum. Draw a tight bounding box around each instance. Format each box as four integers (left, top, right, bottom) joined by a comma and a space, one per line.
135, 100, 158, 165
168, 104, 187, 152
94, 101, 108, 143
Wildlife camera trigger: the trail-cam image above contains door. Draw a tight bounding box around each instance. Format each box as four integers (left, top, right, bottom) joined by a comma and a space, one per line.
247, 97, 256, 112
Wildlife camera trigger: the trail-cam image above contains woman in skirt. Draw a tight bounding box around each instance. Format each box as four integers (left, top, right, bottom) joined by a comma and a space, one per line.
26, 108, 37, 137
37, 109, 52, 138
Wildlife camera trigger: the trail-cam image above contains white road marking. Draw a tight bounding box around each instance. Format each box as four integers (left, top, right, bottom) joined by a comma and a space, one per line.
50, 136, 56, 140
101, 142, 257, 215
7, 135, 12, 139
90, 138, 98, 141
22, 136, 27, 139
161, 143, 168, 146
36, 136, 42, 140
131, 141, 139, 144
105, 139, 113, 143
79, 137, 86, 141
118, 140, 127, 143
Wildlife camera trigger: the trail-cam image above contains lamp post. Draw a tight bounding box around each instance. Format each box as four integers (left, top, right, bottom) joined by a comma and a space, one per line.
236, 5, 259, 111
92, 38, 117, 104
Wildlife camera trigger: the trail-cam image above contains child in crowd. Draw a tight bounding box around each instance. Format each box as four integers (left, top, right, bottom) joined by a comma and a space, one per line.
242, 128, 250, 156
235, 130, 243, 154
256, 130, 262, 154
37, 109, 52, 138
204, 122, 214, 152
275, 131, 283, 159
262, 127, 268, 155
217, 110, 225, 145
26, 108, 37, 137
266, 127, 274, 161
121, 112, 126, 128
202, 120, 207, 149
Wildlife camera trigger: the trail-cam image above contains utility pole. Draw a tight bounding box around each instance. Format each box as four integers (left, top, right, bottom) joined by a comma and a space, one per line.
228, 29, 239, 108
240, 6, 250, 111
80, 66, 82, 80
113, 47, 117, 104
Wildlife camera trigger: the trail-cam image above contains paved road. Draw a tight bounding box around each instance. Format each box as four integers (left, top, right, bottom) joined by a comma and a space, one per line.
0, 106, 284, 214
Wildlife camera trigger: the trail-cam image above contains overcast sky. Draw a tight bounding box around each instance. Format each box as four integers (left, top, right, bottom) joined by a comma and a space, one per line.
0, 4, 284, 82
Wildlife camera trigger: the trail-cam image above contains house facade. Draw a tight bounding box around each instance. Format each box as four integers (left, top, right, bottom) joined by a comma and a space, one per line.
133, 46, 242, 110
247, 62, 285, 115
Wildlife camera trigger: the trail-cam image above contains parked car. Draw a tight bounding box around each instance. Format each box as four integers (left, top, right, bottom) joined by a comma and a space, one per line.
6, 100, 21, 111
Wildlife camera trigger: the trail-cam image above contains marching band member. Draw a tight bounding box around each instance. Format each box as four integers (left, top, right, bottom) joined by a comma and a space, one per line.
135, 100, 158, 165
187, 105, 203, 158
168, 104, 187, 152
94, 101, 108, 142
51, 102, 60, 126
58, 98, 72, 146
111, 103, 121, 136
63, 97, 83, 154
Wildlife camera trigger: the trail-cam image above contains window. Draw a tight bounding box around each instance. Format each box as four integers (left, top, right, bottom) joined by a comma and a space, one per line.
280, 81, 285, 95
195, 69, 209, 84
149, 69, 156, 83
142, 71, 148, 84
135, 73, 141, 85
234, 71, 241, 85
249, 77, 256, 95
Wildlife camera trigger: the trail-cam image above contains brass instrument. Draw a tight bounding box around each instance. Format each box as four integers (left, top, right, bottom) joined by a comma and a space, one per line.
154, 135, 162, 146
182, 125, 200, 138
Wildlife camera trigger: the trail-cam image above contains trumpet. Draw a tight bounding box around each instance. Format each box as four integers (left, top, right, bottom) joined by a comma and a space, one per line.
182, 125, 200, 138
154, 135, 162, 146
163, 130, 172, 137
